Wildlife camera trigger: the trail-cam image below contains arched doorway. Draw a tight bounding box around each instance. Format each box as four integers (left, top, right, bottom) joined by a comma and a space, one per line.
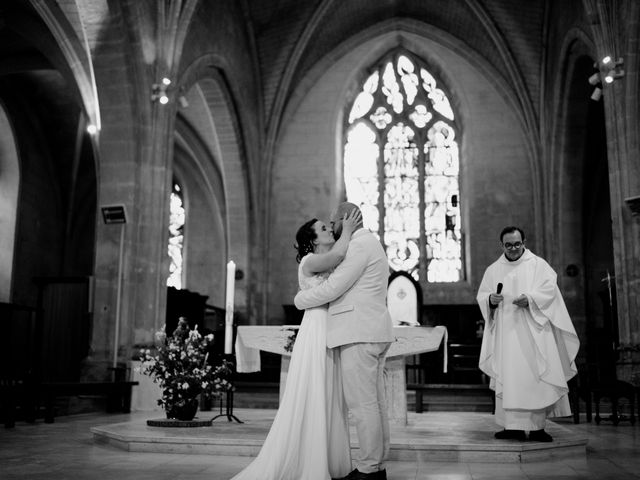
0, 5, 98, 381
557, 52, 616, 374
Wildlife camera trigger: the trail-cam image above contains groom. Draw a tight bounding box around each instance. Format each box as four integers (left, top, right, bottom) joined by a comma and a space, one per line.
295, 202, 394, 480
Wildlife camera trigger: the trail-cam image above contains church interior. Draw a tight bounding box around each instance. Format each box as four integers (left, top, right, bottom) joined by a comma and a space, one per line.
1, 1, 640, 479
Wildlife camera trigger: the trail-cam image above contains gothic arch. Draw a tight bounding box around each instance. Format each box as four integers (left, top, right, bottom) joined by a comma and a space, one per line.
550, 29, 615, 361
173, 117, 227, 306
547, 28, 596, 258
0, 102, 20, 301
178, 56, 253, 312
27, 1, 101, 166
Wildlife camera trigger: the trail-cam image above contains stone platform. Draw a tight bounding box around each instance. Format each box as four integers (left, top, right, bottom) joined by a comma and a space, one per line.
91, 409, 588, 463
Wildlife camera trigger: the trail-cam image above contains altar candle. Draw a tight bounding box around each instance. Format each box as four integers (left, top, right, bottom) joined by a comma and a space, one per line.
224, 260, 236, 354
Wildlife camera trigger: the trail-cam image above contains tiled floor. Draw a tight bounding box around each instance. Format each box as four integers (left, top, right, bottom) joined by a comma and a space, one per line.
0, 411, 639, 480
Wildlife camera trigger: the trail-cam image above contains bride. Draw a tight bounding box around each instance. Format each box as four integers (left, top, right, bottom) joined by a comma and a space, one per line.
230, 209, 361, 480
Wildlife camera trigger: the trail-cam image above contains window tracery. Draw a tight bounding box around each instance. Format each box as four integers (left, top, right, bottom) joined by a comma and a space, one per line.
167, 179, 185, 288
344, 51, 463, 282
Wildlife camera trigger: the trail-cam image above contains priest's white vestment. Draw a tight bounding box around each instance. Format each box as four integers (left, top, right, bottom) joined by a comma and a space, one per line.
477, 249, 580, 430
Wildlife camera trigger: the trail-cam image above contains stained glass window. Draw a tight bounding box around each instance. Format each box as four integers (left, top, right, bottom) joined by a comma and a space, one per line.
167, 179, 185, 288
344, 51, 463, 282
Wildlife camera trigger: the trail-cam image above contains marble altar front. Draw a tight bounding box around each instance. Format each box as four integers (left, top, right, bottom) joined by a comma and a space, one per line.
235, 325, 447, 425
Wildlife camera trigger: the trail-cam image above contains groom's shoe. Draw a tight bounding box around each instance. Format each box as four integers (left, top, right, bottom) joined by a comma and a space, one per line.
337, 468, 387, 480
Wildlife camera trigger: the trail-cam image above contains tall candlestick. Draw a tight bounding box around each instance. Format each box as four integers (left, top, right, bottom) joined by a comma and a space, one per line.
224, 261, 236, 354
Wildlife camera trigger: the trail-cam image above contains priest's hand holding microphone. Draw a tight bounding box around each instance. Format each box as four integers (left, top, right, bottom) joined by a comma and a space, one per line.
489, 282, 529, 309
489, 283, 503, 309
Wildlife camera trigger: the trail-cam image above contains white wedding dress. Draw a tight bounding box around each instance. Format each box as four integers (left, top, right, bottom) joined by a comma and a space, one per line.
230, 255, 352, 480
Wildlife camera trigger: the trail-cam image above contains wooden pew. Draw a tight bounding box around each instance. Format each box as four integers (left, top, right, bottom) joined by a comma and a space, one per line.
41, 381, 139, 423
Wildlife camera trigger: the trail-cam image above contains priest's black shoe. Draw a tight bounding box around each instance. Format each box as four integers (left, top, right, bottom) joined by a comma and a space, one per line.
494, 429, 526, 440
529, 429, 553, 442
336, 468, 387, 480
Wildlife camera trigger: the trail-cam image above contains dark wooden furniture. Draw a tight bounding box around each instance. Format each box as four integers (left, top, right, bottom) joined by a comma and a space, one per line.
419, 304, 484, 385
568, 370, 593, 423
1, 302, 40, 428
166, 286, 209, 334
448, 343, 485, 384
40, 381, 138, 423
34, 277, 92, 383
592, 379, 636, 425
282, 304, 304, 325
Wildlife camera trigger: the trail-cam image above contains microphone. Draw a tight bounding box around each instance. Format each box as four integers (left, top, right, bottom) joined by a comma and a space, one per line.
496, 283, 503, 294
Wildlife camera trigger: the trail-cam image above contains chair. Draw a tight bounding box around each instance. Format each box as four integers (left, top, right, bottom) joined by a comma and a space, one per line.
593, 379, 636, 425
448, 343, 485, 384
582, 356, 636, 425
387, 271, 422, 327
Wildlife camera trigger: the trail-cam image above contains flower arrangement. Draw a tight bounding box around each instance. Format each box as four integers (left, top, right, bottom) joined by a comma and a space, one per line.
283, 327, 299, 353
138, 318, 234, 419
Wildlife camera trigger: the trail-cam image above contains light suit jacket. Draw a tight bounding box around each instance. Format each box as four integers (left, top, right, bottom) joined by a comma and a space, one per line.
294, 229, 394, 348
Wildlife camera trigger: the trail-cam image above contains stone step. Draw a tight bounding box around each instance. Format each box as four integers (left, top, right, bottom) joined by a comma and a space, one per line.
92, 410, 589, 463
232, 387, 495, 412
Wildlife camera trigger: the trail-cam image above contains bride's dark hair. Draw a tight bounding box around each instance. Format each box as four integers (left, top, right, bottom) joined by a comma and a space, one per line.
294, 218, 318, 263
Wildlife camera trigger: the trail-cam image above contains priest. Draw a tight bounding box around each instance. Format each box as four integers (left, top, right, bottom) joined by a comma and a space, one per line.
477, 226, 580, 442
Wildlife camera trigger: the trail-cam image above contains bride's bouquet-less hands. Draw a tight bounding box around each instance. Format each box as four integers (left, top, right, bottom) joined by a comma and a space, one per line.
138, 318, 234, 415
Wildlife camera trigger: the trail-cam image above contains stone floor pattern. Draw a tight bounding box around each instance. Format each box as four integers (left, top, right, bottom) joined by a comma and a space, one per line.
1, 410, 639, 480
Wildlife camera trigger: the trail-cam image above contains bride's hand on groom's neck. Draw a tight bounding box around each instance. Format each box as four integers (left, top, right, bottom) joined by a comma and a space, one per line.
340, 209, 362, 238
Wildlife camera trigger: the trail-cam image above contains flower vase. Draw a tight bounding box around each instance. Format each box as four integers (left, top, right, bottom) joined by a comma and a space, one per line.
166, 398, 199, 421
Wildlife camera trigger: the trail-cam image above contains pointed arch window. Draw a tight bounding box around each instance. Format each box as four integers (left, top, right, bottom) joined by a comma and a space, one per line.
344, 50, 463, 282
167, 179, 185, 288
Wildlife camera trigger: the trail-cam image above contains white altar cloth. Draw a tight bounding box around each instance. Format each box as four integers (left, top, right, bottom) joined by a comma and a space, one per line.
235, 325, 448, 372
234, 325, 448, 425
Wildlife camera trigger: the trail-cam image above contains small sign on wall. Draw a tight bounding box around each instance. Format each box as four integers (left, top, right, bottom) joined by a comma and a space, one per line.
101, 205, 127, 224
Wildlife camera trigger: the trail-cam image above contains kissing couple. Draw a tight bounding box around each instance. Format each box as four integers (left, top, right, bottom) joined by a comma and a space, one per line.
231, 202, 394, 480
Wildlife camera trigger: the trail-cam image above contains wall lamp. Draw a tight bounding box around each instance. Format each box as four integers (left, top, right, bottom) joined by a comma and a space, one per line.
588, 72, 603, 101
151, 77, 172, 104
625, 195, 640, 218
600, 56, 625, 84
588, 56, 624, 101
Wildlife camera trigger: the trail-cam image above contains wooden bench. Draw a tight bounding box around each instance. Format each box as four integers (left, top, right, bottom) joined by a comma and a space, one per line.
1, 379, 38, 428
41, 381, 138, 423
407, 383, 494, 413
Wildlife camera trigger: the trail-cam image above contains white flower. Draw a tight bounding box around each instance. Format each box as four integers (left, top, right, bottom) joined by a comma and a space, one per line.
206, 334, 214, 341
201, 381, 208, 389
181, 382, 189, 390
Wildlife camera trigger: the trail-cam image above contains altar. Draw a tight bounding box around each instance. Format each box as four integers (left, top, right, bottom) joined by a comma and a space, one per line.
235, 325, 447, 425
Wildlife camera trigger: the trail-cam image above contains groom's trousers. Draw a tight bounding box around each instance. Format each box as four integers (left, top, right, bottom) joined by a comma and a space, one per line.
339, 342, 391, 473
